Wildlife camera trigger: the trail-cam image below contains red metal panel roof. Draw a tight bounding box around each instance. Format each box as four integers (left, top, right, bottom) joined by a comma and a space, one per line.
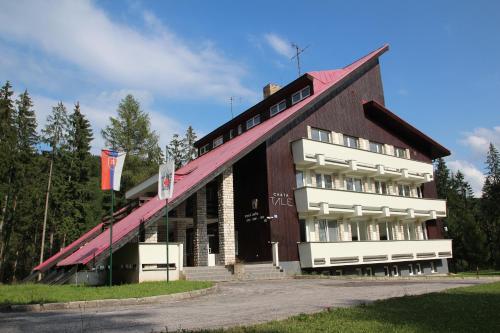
56, 45, 389, 267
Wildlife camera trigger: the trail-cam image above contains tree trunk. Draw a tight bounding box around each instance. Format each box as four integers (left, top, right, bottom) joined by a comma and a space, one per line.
39, 156, 54, 272
49, 229, 54, 257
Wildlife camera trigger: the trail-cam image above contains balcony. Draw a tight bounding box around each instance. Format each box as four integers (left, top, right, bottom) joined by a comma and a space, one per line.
294, 187, 446, 219
292, 139, 433, 184
298, 239, 452, 268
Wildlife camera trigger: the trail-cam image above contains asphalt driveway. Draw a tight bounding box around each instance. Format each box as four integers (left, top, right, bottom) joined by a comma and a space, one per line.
0, 278, 494, 333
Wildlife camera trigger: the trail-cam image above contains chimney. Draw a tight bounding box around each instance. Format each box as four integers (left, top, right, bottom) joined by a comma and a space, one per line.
263, 83, 281, 99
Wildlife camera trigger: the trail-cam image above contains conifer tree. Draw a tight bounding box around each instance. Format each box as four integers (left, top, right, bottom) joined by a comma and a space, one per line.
168, 134, 184, 169
181, 126, 198, 164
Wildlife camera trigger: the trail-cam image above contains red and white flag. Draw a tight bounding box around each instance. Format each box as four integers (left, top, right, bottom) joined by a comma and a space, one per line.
101, 150, 126, 191
158, 158, 175, 200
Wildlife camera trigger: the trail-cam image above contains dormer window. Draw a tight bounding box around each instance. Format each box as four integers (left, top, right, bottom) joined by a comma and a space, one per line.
246, 114, 261, 129
311, 127, 331, 143
199, 144, 209, 155
229, 129, 234, 139
292, 86, 311, 105
270, 100, 287, 117
213, 135, 223, 148
237, 124, 243, 135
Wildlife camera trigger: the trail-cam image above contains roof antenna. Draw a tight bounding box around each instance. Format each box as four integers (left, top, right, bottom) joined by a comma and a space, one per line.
229, 96, 241, 119
291, 43, 310, 77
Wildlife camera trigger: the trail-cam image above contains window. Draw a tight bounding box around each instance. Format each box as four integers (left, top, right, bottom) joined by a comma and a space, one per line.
346, 177, 363, 192
369, 141, 385, 154
324, 174, 333, 189
416, 263, 422, 275
398, 184, 411, 197
408, 264, 414, 276
246, 114, 261, 129
315, 173, 323, 188
296, 171, 304, 187
311, 127, 331, 143
416, 185, 423, 198
430, 261, 436, 273
392, 265, 399, 276
365, 267, 373, 276
291, 86, 311, 104
394, 147, 407, 158
328, 220, 339, 242
270, 100, 287, 116
378, 222, 388, 240
213, 136, 223, 148
318, 220, 328, 242
343, 135, 359, 148
375, 181, 387, 195
237, 124, 243, 135
199, 144, 209, 155
229, 129, 235, 139
350, 222, 359, 241
384, 266, 390, 276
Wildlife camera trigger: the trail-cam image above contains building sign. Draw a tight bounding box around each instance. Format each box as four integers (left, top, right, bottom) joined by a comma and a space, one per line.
269, 192, 294, 207
244, 211, 266, 223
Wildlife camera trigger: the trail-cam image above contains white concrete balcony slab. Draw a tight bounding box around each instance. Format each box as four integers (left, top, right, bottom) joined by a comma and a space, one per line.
298, 239, 452, 268
294, 187, 446, 219
292, 139, 434, 184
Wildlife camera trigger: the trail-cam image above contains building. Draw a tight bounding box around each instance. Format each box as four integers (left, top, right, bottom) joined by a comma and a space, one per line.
32, 44, 452, 284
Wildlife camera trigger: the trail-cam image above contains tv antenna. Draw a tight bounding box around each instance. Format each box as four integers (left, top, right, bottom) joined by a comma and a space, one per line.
229, 96, 241, 119
291, 43, 310, 77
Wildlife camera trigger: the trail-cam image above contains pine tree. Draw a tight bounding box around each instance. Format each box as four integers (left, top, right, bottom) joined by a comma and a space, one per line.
434, 157, 451, 199
181, 126, 198, 164
168, 134, 184, 169
481, 143, 500, 268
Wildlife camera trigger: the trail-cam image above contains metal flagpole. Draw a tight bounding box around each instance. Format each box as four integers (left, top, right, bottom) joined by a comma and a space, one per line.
109, 189, 114, 287
165, 198, 169, 282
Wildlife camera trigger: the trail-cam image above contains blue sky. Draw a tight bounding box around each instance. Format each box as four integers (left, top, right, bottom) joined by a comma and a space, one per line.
0, 0, 499, 195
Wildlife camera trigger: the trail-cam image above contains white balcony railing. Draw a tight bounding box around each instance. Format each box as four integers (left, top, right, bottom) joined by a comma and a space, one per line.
298, 240, 452, 268
292, 139, 434, 183
294, 187, 446, 219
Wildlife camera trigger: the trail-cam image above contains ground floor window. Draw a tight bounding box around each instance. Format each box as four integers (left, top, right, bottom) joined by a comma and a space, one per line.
430, 261, 436, 273
365, 267, 373, 276
408, 264, 414, 276
392, 265, 399, 276
416, 263, 422, 275
384, 266, 390, 276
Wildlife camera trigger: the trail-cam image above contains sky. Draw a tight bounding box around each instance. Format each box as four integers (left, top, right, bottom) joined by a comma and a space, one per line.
0, 0, 499, 196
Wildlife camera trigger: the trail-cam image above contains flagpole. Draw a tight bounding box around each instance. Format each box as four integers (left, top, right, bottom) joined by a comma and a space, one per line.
109, 189, 114, 287
165, 198, 169, 283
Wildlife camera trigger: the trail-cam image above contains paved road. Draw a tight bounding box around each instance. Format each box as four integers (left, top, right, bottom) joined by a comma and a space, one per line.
0, 278, 494, 333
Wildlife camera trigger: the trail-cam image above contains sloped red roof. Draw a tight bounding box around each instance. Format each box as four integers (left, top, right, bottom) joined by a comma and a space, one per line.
56, 45, 389, 267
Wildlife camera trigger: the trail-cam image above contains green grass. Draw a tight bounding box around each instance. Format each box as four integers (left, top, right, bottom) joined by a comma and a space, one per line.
453, 269, 500, 277
196, 281, 500, 333
0, 280, 212, 306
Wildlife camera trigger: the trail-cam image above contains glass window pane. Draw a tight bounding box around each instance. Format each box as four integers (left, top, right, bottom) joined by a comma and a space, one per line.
311, 128, 320, 141
292, 92, 301, 104
302, 86, 311, 98
328, 220, 338, 241
324, 175, 333, 189
315, 174, 322, 188
346, 178, 353, 191
354, 179, 363, 192
318, 220, 328, 242
296, 171, 304, 187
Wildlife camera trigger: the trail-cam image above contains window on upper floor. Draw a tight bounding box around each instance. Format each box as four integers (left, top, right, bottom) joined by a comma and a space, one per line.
296, 171, 304, 188
270, 100, 287, 117
314, 173, 334, 189
199, 144, 210, 156
291, 86, 311, 105
398, 184, 411, 197
346, 177, 363, 192
311, 127, 331, 143
369, 141, 385, 154
375, 181, 387, 195
417, 185, 423, 198
394, 147, 407, 158
237, 124, 243, 135
324, 174, 333, 189
246, 114, 261, 129
213, 136, 223, 148
229, 129, 235, 139
343, 135, 359, 149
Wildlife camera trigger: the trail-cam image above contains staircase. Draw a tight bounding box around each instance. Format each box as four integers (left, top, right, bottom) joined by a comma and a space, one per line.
183, 263, 287, 281
183, 266, 234, 281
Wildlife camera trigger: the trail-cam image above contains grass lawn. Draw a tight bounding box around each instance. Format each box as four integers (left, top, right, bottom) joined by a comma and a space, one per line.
453, 269, 500, 277
197, 281, 500, 333
0, 280, 212, 306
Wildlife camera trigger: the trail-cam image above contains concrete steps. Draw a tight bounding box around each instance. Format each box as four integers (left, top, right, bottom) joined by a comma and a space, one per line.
183, 263, 287, 281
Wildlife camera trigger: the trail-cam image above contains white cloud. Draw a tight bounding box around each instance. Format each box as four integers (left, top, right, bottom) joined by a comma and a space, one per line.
264, 33, 294, 58
0, 0, 255, 102
448, 160, 486, 197
460, 126, 500, 155
32, 91, 184, 155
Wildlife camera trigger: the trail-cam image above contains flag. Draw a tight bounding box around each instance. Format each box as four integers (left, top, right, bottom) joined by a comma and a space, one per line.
101, 150, 126, 191
159, 158, 175, 200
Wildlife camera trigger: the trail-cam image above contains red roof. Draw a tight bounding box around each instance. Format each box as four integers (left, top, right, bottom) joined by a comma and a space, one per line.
56, 45, 389, 267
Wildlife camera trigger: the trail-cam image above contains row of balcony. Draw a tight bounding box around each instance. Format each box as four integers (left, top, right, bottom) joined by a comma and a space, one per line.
292, 139, 434, 184
298, 239, 452, 268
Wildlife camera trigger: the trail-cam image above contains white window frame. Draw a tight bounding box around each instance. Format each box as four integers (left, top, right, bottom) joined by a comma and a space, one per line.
291, 86, 311, 105
296, 171, 304, 188
416, 263, 422, 275
310, 127, 331, 143
199, 144, 209, 155
416, 186, 423, 198
324, 174, 333, 189
398, 184, 411, 197
213, 135, 223, 148
246, 114, 261, 129
394, 147, 407, 158
375, 181, 387, 195
430, 261, 436, 273
343, 135, 359, 149
369, 141, 385, 154
316, 219, 339, 242
392, 265, 399, 277
229, 129, 234, 139
408, 264, 414, 276
315, 173, 323, 188
270, 99, 287, 117
346, 177, 363, 192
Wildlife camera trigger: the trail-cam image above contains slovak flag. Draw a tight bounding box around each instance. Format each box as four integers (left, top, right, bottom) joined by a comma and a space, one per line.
158, 158, 175, 200
101, 150, 126, 191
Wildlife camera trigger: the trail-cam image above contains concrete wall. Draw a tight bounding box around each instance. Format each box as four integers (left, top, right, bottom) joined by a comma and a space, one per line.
138, 242, 183, 282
